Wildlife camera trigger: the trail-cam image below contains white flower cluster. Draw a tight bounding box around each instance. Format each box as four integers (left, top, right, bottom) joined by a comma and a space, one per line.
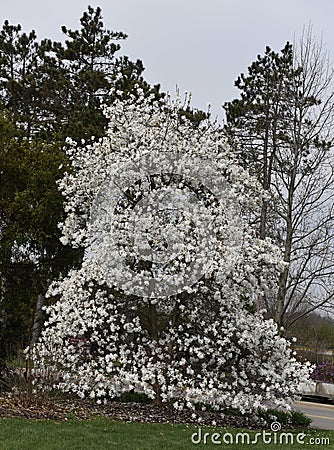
32, 89, 312, 411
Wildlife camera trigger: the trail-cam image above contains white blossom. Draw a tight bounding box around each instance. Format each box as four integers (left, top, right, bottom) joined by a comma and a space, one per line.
31, 89, 312, 412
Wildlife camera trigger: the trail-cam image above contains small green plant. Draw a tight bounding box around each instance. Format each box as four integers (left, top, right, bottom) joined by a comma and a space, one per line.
258, 408, 312, 427
114, 390, 151, 404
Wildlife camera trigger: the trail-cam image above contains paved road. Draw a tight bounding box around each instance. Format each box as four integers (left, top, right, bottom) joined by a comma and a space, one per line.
294, 401, 334, 430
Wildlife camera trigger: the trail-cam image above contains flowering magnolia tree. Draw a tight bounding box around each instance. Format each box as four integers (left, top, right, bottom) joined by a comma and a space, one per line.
32, 90, 312, 411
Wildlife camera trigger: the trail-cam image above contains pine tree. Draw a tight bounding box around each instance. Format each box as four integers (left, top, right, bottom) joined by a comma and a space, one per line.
0, 111, 83, 355
224, 37, 334, 327
224, 43, 299, 240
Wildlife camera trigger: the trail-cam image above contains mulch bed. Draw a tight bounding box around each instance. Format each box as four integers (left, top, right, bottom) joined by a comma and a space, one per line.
0, 393, 270, 429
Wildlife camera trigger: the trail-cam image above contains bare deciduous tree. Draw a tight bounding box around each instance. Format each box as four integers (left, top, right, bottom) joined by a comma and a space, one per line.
224, 26, 334, 328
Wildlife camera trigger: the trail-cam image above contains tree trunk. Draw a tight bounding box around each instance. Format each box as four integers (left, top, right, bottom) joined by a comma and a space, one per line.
30, 293, 45, 345
275, 166, 296, 327
149, 300, 158, 341
148, 300, 162, 406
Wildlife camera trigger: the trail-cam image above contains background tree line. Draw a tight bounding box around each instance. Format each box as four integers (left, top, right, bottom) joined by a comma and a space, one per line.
1, 6, 333, 362
0, 6, 163, 360
224, 28, 334, 330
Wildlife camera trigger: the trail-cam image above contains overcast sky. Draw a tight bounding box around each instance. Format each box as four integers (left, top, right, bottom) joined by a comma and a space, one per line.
1, 1, 334, 121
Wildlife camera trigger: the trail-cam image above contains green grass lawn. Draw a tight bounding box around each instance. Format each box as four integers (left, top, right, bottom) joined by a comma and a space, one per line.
0, 418, 333, 450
